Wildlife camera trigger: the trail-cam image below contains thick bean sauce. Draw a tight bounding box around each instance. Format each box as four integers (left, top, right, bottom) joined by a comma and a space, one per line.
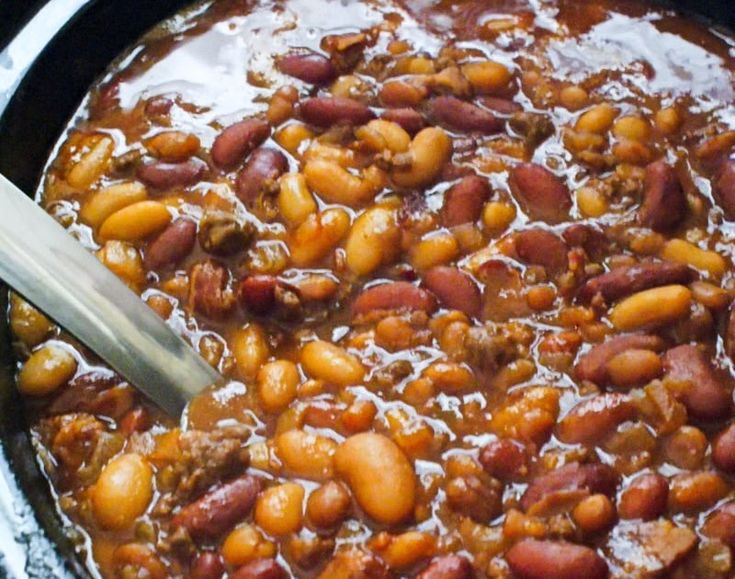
10, 0, 735, 577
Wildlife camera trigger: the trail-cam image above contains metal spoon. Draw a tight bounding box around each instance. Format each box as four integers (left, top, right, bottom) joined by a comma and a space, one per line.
0, 174, 221, 415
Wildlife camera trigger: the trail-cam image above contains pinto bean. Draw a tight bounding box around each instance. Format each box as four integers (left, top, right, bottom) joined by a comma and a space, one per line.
638, 160, 686, 231
478, 439, 528, 482
277, 51, 336, 85
506, 539, 608, 579
136, 158, 206, 190
212, 119, 270, 169
300, 96, 374, 127
514, 229, 568, 276
191, 552, 225, 579
416, 554, 474, 579
189, 260, 235, 319
143, 218, 197, 270
230, 559, 287, 579
429, 96, 503, 134
520, 462, 618, 512
423, 266, 481, 318
236, 148, 288, 203
380, 108, 425, 135
508, 163, 571, 224
352, 282, 437, 317
715, 160, 735, 220
171, 475, 261, 539
703, 503, 735, 547
713, 423, 735, 473
441, 175, 491, 227
557, 393, 636, 445
574, 334, 664, 385
578, 261, 694, 303
663, 345, 732, 421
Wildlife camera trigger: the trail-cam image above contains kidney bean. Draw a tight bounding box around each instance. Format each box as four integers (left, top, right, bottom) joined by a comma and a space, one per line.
441, 175, 491, 227
190, 552, 225, 579
578, 261, 694, 303
557, 393, 636, 445
508, 163, 571, 224
238, 275, 278, 314
230, 559, 287, 579
137, 158, 206, 190
662, 344, 732, 421
574, 334, 664, 385
236, 148, 288, 203
300, 96, 374, 127
520, 462, 617, 512
514, 229, 568, 276
478, 96, 522, 115
143, 218, 197, 270
423, 266, 481, 318
380, 108, 425, 135
478, 439, 527, 481
429, 96, 503, 134
703, 502, 735, 547
712, 422, 735, 473
189, 260, 236, 319
638, 160, 686, 231
352, 282, 437, 317
277, 50, 336, 85
506, 539, 608, 579
211, 119, 270, 169
417, 554, 474, 579
715, 160, 735, 220
171, 475, 261, 539
618, 473, 669, 520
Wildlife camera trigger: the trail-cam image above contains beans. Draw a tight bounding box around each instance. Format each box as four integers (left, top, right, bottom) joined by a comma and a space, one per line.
713, 423, 735, 473
490, 386, 560, 446
97, 241, 146, 288
660, 239, 726, 280
618, 473, 668, 520
572, 494, 615, 533
715, 160, 735, 220
377, 531, 436, 570
559, 86, 589, 111
609, 285, 692, 331
189, 260, 235, 319
137, 158, 206, 189
143, 218, 197, 270
92, 453, 153, 530
288, 208, 351, 266
578, 261, 695, 303
690, 280, 730, 310
638, 160, 686, 231
232, 324, 269, 380
238, 275, 279, 314
230, 559, 287, 579
557, 393, 635, 445
257, 360, 299, 413
236, 148, 288, 203
306, 481, 351, 529
145, 131, 200, 161
171, 475, 261, 539
664, 426, 707, 470
254, 482, 305, 536
410, 233, 459, 270
575, 103, 617, 134
416, 554, 474, 579
575, 334, 664, 385
18, 345, 77, 397
506, 539, 608, 579
222, 525, 276, 567
391, 127, 453, 189
277, 50, 335, 84
9, 295, 52, 349
703, 503, 735, 547
99, 200, 171, 241
663, 344, 732, 421
606, 348, 662, 388
191, 552, 225, 579
300, 96, 374, 127
520, 462, 617, 512
80, 181, 147, 228
514, 229, 568, 276
613, 116, 651, 142
301, 340, 365, 386
334, 432, 416, 525
275, 429, 337, 480
429, 96, 503, 134
352, 282, 437, 316
423, 266, 481, 318
441, 175, 491, 227
482, 201, 516, 231
345, 206, 400, 276
508, 163, 571, 224
381, 108, 425, 135
356, 119, 411, 153
277, 173, 317, 226
304, 160, 385, 206
113, 544, 167, 579
380, 80, 427, 107
669, 471, 727, 512
212, 119, 270, 169
478, 439, 527, 481
67, 134, 114, 189
462, 60, 512, 94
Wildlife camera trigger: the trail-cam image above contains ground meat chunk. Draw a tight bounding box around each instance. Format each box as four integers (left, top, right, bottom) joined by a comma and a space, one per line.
465, 324, 519, 373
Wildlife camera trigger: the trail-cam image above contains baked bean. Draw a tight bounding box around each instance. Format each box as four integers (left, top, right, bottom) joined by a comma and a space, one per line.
99, 200, 171, 241
277, 50, 336, 84
478, 439, 527, 481
441, 175, 491, 227
334, 432, 416, 525
300, 96, 374, 126
462, 60, 512, 94
558, 393, 635, 445
212, 119, 270, 169
113, 544, 167, 579
301, 340, 365, 386
275, 429, 337, 480
254, 482, 305, 536
576, 186, 608, 217
506, 539, 608, 579
613, 116, 650, 142
690, 280, 730, 310
482, 201, 516, 231
391, 127, 452, 188
668, 471, 727, 512
655, 107, 681, 134
713, 422, 735, 473
352, 282, 437, 316
380, 80, 427, 107
80, 181, 147, 228
575, 103, 617, 134
143, 218, 197, 270
66, 134, 114, 189
416, 554, 473, 579
490, 386, 560, 447
356, 119, 411, 153
288, 208, 351, 266
306, 481, 351, 529
423, 266, 481, 318
606, 349, 662, 389
92, 453, 153, 530
97, 241, 146, 288
222, 525, 276, 567
660, 239, 726, 280
191, 552, 225, 579
345, 205, 400, 276
663, 426, 707, 470
559, 86, 589, 111
145, 130, 200, 161
304, 160, 385, 206
377, 531, 436, 570
381, 108, 425, 134
639, 160, 686, 231
572, 494, 616, 533
578, 261, 694, 303
430, 96, 503, 134
229, 559, 287, 579
274, 123, 314, 155
267, 86, 298, 126
508, 163, 571, 224
232, 323, 269, 381
257, 360, 299, 413
18, 345, 77, 397
514, 229, 568, 276
136, 158, 206, 189
236, 148, 289, 203
618, 473, 668, 520
520, 462, 617, 512
277, 173, 317, 226
609, 285, 692, 331
702, 503, 735, 547
410, 233, 460, 270
9, 295, 53, 349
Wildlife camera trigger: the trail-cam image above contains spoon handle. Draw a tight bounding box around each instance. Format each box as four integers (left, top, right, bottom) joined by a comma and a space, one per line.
0, 174, 220, 414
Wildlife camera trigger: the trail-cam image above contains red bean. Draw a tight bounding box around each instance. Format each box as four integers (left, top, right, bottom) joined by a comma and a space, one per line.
352, 282, 437, 317
137, 158, 206, 190
171, 475, 261, 539
423, 266, 482, 318
441, 175, 491, 227
575, 334, 664, 385
238, 275, 278, 314
618, 473, 669, 521
578, 261, 694, 303
478, 439, 527, 482
514, 229, 568, 276
380, 108, 425, 135
300, 97, 374, 127
189, 260, 236, 319
715, 160, 735, 220
557, 393, 636, 445
417, 554, 474, 579
230, 559, 287, 579
712, 422, 735, 473
277, 50, 336, 85
211, 119, 270, 169
638, 160, 686, 231
190, 552, 225, 579
429, 96, 503, 134
236, 148, 288, 203
143, 218, 197, 270
520, 463, 618, 512
562, 223, 609, 261
506, 539, 608, 579
508, 163, 571, 224
663, 344, 732, 421
478, 97, 522, 114
703, 503, 735, 547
